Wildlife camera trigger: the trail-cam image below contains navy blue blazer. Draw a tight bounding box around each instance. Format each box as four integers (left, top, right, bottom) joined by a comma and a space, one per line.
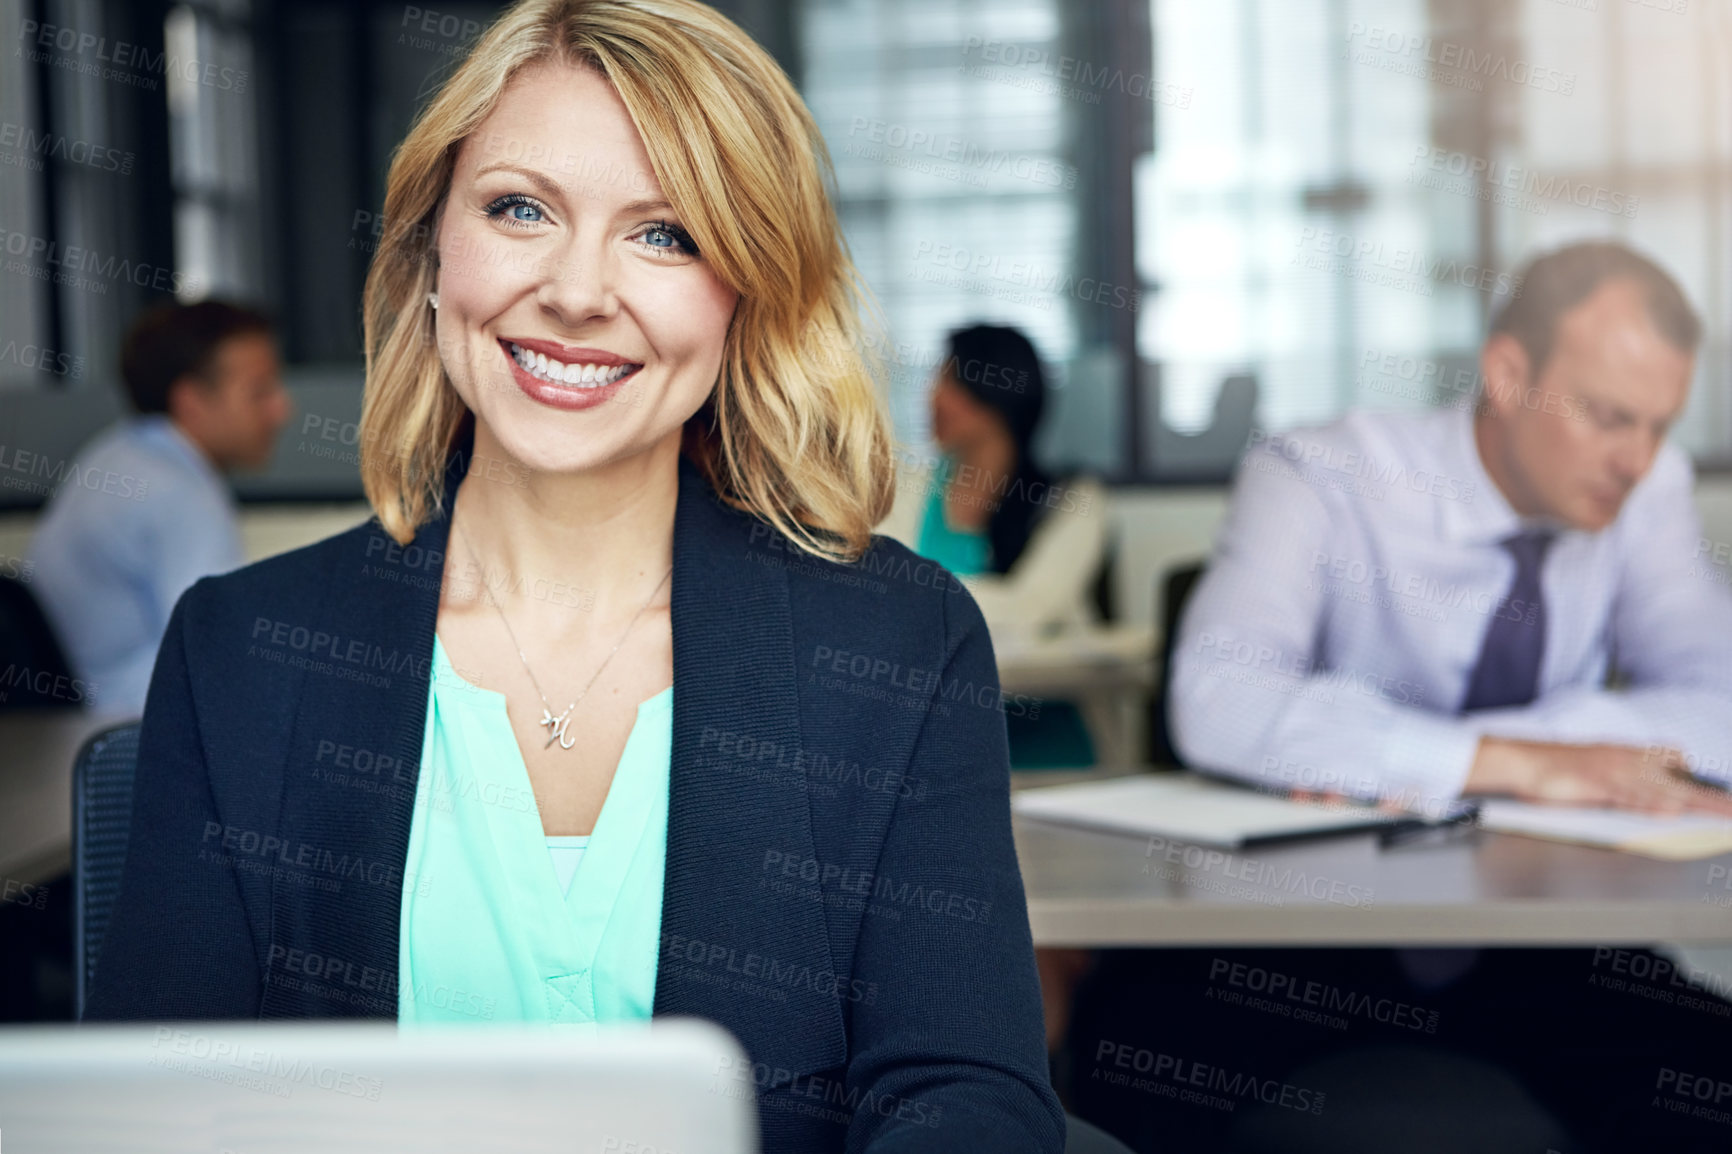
84, 420, 1065, 1153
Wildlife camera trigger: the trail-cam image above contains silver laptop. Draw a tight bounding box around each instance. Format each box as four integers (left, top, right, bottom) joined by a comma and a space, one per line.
0, 1017, 757, 1153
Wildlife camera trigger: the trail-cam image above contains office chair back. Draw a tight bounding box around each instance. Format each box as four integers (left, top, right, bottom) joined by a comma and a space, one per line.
1148, 559, 1208, 766
0, 575, 79, 710
73, 721, 142, 1019
1089, 539, 1118, 624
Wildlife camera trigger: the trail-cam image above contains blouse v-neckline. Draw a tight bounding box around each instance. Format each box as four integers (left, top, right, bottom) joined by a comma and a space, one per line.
430, 629, 672, 831
396, 633, 673, 1027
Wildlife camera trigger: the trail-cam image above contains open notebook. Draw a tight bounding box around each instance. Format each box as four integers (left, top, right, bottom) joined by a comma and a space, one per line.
1476, 800, 1732, 861
1011, 773, 1404, 849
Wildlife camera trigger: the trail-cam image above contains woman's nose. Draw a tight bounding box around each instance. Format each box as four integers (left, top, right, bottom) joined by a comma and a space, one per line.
535, 239, 620, 327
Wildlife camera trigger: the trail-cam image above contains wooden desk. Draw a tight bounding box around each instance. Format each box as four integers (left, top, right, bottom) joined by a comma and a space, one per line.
1011, 770, 1732, 947
994, 625, 1157, 767
0, 709, 137, 887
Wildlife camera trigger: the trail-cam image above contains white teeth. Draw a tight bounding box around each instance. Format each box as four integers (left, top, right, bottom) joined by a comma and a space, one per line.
508, 342, 635, 389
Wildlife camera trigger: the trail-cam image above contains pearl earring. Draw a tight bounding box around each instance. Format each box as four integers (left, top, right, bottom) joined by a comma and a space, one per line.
427, 292, 439, 309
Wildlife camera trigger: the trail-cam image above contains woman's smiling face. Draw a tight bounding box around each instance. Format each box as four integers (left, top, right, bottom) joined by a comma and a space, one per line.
431, 59, 739, 474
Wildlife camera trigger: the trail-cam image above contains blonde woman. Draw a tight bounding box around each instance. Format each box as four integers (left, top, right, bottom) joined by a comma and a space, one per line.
84, 0, 1064, 1149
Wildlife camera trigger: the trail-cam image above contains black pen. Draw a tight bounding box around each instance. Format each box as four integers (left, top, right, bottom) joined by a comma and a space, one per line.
1378, 801, 1482, 849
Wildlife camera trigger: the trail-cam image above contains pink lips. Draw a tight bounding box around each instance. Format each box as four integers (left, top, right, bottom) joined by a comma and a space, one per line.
505, 337, 636, 366
497, 338, 642, 413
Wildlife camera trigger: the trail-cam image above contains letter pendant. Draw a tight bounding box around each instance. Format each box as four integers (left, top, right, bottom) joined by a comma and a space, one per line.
541, 706, 576, 750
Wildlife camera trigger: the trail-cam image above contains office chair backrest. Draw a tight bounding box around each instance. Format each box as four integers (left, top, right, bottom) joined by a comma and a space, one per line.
72, 721, 142, 1019
1148, 559, 1208, 767
0, 575, 79, 710
1089, 538, 1118, 624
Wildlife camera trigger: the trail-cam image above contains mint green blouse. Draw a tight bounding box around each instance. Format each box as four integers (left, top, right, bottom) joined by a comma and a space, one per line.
916, 454, 991, 576
397, 632, 672, 1030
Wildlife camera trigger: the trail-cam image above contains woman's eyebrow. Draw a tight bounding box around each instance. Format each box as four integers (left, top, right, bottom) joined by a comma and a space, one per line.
472, 161, 566, 200
616, 197, 675, 216
469, 162, 675, 219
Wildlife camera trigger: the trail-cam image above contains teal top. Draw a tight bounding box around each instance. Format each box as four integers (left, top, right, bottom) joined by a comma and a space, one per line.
915, 454, 991, 576
397, 632, 673, 1030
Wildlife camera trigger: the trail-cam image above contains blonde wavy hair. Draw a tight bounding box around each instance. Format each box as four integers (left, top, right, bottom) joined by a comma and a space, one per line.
359, 0, 893, 562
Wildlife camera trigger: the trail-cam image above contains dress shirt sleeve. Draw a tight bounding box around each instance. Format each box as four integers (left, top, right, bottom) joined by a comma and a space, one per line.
1169, 443, 1483, 812
961, 476, 1107, 639
840, 589, 1065, 1153
1457, 450, 1732, 783
82, 580, 262, 1020
142, 478, 247, 641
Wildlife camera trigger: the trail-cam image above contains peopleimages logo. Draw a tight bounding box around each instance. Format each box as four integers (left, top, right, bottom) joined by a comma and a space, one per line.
17, 20, 250, 93
1142, 837, 1376, 909
0, 442, 150, 502
1342, 23, 1576, 95
0, 121, 134, 174
1093, 1040, 1327, 1115
0, 225, 197, 295
1245, 427, 1480, 504
148, 1027, 382, 1100
1307, 551, 1542, 626
1208, 958, 1438, 1032
0, 338, 83, 378
1409, 146, 1638, 218
960, 36, 1194, 108
1293, 227, 1523, 297
845, 116, 1078, 190
909, 240, 1143, 312
0, 664, 98, 705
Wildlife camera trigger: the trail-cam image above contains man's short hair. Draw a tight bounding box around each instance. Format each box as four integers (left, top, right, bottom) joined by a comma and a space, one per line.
120, 299, 273, 414
1489, 241, 1700, 377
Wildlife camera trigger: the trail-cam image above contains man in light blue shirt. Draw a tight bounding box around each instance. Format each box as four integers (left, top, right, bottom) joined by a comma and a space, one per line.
28, 301, 291, 716
1172, 241, 1732, 816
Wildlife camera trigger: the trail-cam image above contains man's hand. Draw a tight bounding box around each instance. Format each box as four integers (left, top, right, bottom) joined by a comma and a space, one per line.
1464, 737, 1732, 816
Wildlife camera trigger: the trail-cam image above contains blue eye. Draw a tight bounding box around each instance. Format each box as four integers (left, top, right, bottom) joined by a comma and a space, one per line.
639, 220, 699, 256
484, 194, 545, 227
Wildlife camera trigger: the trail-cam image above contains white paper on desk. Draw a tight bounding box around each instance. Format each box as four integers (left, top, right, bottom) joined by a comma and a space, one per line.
992, 626, 1154, 664
1011, 774, 1397, 849
1476, 800, 1732, 860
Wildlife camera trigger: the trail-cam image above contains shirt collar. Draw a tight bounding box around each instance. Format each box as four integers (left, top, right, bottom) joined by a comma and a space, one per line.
132, 413, 225, 488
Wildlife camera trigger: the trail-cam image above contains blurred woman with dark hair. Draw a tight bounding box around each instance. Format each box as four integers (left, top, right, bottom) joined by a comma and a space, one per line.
881, 323, 1109, 767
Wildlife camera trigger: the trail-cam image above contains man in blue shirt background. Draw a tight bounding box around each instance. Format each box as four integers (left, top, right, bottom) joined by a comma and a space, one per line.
27, 300, 291, 716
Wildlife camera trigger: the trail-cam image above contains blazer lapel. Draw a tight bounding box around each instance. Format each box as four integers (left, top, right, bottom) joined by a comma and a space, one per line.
259, 426, 465, 1017
656, 455, 848, 1073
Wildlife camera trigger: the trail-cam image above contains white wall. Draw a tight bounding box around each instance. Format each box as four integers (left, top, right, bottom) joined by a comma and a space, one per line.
1104, 487, 1230, 626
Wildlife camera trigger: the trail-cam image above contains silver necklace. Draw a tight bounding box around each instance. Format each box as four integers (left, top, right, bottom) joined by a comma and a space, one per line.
454, 527, 671, 751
